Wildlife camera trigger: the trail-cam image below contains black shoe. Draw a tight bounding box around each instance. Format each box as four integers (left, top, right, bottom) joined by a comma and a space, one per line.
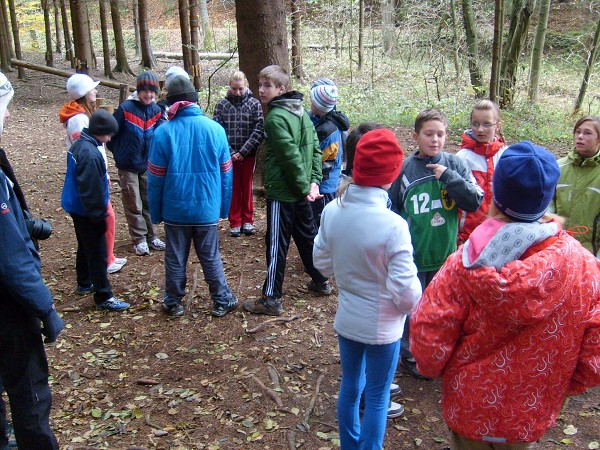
307, 280, 332, 296
162, 302, 184, 317
398, 356, 431, 380
212, 295, 238, 317
77, 283, 96, 295
243, 297, 283, 316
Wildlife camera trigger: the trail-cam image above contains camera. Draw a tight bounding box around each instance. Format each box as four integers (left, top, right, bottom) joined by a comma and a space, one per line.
23, 210, 53, 241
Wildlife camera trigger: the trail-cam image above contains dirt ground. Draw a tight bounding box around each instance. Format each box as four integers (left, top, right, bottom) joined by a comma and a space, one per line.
1, 62, 599, 450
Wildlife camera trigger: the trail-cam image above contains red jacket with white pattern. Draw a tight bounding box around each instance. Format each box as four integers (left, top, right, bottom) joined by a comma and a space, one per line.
410, 230, 600, 443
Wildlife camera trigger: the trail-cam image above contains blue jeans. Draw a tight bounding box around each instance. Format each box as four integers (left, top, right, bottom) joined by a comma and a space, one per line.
337, 335, 400, 450
164, 224, 233, 307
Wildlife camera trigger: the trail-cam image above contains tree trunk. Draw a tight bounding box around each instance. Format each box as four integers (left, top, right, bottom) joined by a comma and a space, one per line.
574, 13, 600, 113
53, 0, 62, 53
0, 0, 14, 72
199, 0, 214, 51
41, 0, 54, 67
99, 0, 114, 78
138, 0, 155, 68
132, 0, 141, 57
498, 0, 535, 108
189, 0, 200, 89
58, 0, 73, 65
235, 0, 288, 189
178, 0, 192, 73
358, 0, 364, 71
449, 0, 461, 78
69, 0, 93, 72
110, 0, 135, 75
490, 0, 504, 102
7, 0, 24, 78
291, 0, 306, 80
381, 0, 396, 55
462, 0, 485, 97
528, 0, 551, 103
85, 4, 97, 69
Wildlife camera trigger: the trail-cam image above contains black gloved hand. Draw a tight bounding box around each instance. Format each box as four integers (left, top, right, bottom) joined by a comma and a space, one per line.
41, 306, 65, 344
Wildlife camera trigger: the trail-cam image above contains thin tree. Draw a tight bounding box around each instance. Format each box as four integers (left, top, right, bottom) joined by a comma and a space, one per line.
291, 0, 306, 80
462, 0, 485, 96
0, 4, 11, 72
99, 0, 114, 78
0, 0, 14, 70
69, 0, 93, 72
138, 0, 155, 68
110, 0, 135, 75
449, 0, 461, 78
53, 0, 62, 53
189, 0, 200, 89
178, 0, 192, 73
41, 0, 54, 66
528, 0, 551, 103
132, 0, 141, 57
490, 0, 504, 102
199, 0, 214, 51
58, 0, 74, 65
381, 0, 397, 55
574, 12, 600, 113
7, 0, 24, 77
358, 0, 364, 71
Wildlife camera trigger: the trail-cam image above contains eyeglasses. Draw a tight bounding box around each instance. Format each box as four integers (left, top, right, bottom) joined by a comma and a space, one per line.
471, 122, 497, 130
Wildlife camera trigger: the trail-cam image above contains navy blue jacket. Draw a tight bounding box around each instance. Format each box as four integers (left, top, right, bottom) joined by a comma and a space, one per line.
107, 99, 163, 173
0, 168, 54, 318
61, 130, 109, 223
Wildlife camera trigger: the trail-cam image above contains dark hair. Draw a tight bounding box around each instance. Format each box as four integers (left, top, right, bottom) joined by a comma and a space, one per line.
345, 122, 385, 176
414, 108, 447, 133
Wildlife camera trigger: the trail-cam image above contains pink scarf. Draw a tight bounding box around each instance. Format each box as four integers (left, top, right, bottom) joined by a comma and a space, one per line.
167, 101, 197, 120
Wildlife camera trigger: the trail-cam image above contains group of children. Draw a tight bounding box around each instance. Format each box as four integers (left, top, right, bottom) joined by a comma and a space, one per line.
47, 64, 600, 449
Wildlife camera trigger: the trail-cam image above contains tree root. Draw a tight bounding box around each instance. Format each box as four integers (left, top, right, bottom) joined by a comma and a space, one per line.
267, 363, 282, 391
287, 430, 296, 450
297, 373, 325, 433
245, 313, 302, 334
251, 375, 283, 407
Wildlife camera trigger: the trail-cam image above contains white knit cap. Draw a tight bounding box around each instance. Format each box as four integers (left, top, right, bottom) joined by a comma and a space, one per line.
0, 72, 14, 135
165, 66, 190, 88
310, 84, 338, 113
66, 73, 100, 100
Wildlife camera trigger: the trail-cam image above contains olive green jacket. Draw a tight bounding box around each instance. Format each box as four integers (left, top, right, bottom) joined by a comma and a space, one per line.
263, 92, 322, 202
549, 149, 600, 254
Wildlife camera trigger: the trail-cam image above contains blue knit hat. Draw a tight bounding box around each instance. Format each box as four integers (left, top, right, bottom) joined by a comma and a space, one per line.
492, 141, 560, 222
137, 71, 160, 94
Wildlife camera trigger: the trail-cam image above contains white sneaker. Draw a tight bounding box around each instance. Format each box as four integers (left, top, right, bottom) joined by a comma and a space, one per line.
114, 257, 128, 265
134, 241, 150, 256
148, 237, 166, 251
107, 261, 125, 274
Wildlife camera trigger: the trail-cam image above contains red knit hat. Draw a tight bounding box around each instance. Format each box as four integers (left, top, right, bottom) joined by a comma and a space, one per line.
353, 129, 404, 186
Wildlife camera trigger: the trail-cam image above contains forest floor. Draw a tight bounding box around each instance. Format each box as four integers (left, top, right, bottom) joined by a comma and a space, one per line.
0, 54, 599, 449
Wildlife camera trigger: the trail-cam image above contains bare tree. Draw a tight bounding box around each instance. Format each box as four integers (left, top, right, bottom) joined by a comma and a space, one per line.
449, 0, 461, 78
528, 0, 551, 103
291, 0, 306, 80
178, 0, 192, 73
99, 0, 114, 78
110, 0, 135, 75
200, 0, 214, 51
358, 0, 364, 71
490, 0, 504, 102
138, 0, 155, 68
53, 0, 62, 53
132, 0, 141, 57
7, 0, 24, 77
0, 0, 14, 72
462, 0, 484, 96
381, 0, 397, 54
69, 0, 93, 72
58, 0, 74, 65
190, 0, 200, 89
41, 0, 54, 66
574, 12, 600, 113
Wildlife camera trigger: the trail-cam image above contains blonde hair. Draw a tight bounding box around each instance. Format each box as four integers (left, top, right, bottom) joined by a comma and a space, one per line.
573, 115, 600, 136
258, 65, 290, 90
230, 70, 248, 86
470, 99, 501, 122
414, 109, 447, 133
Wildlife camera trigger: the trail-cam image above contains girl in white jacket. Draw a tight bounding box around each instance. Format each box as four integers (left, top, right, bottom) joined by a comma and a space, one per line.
313, 127, 421, 450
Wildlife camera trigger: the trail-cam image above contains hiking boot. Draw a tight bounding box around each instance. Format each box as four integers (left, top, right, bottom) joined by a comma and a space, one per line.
242, 223, 255, 235
398, 356, 431, 380
76, 284, 96, 295
149, 237, 166, 251
162, 302, 184, 317
307, 279, 333, 296
134, 241, 150, 256
243, 297, 283, 316
107, 260, 125, 274
390, 382, 401, 397
387, 401, 405, 419
229, 226, 241, 237
97, 297, 130, 311
212, 295, 238, 317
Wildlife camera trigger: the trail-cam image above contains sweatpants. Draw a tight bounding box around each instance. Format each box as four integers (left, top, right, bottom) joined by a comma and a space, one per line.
262, 199, 328, 300
228, 156, 256, 228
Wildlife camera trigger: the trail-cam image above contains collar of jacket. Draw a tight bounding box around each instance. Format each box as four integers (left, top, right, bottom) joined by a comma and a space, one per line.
414, 151, 443, 164
461, 130, 505, 157
568, 148, 600, 167
269, 91, 304, 117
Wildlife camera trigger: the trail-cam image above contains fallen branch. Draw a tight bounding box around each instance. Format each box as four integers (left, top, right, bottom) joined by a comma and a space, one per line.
245, 313, 302, 334
145, 416, 164, 431
267, 363, 282, 391
61, 306, 81, 312
136, 378, 160, 386
298, 373, 325, 433
287, 430, 296, 450
251, 375, 283, 407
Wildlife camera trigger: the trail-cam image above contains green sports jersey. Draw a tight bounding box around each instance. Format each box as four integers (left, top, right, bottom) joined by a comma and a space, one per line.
389, 151, 483, 272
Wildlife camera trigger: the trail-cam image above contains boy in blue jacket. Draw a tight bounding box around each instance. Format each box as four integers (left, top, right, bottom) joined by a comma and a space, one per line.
148, 76, 237, 318
61, 109, 130, 312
